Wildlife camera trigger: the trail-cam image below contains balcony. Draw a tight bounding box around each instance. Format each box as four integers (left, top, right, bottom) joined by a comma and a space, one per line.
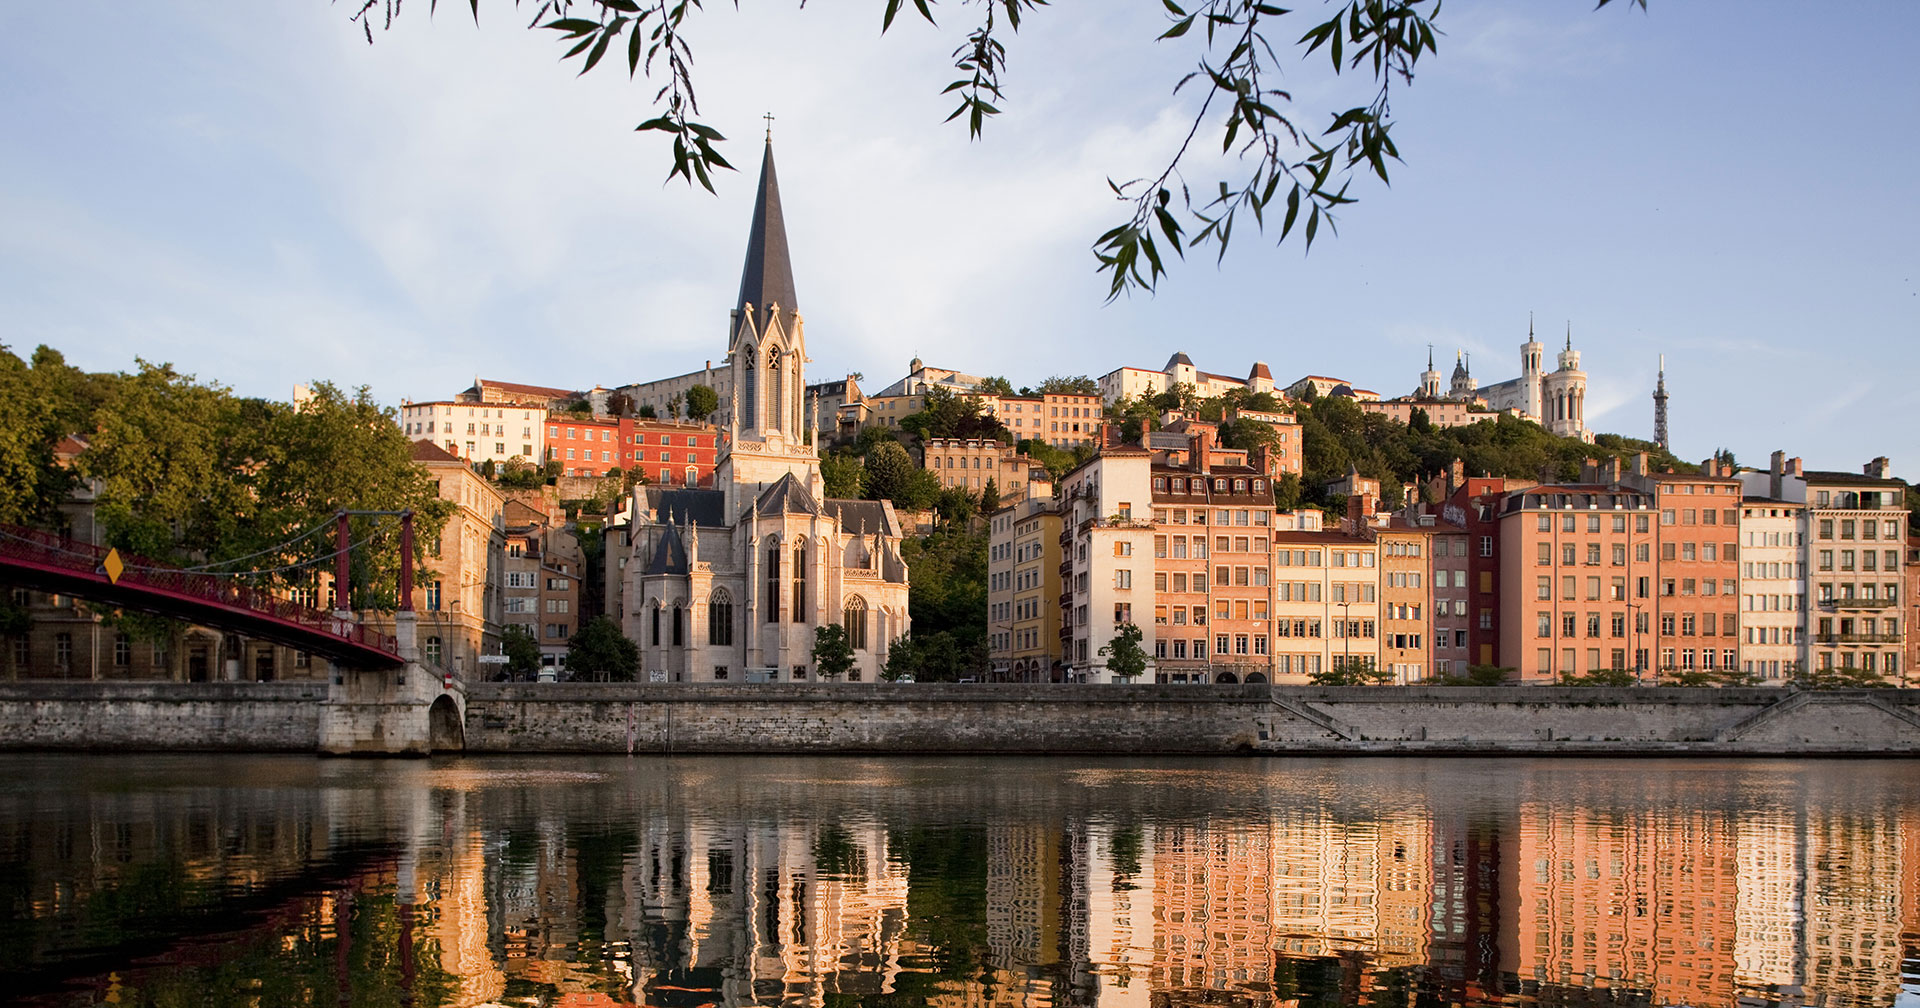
1821, 597, 1897, 610
1814, 633, 1902, 644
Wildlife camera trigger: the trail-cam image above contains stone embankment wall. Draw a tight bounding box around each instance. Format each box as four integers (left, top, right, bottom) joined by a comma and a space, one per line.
463, 684, 1920, 756
3, 683, 1919, 755
0, 682, 325, 751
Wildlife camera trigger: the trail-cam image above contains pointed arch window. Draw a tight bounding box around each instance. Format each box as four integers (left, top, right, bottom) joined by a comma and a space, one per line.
709, 589, 734, 646
791, 544, 807, 622
766, 346, 784, 433
843, 596, 868, 650
740, 344, 758, 430
765, 545, 781, 622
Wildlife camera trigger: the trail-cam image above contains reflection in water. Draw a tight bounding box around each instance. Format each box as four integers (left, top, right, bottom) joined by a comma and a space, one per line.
0, 756, 1915, 1007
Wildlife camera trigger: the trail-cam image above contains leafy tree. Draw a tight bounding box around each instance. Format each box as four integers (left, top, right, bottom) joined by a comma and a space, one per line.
863, 442, 917, 503
684, 384, 720, 423
1310, 655, 1391, 685
811, 623, 855, 681
605, 391, 634, 417
900, 525, 989, 665
979, 478, 1000, 513
897, 386, 1010, 443
1098, 623, 1149, 680
853, 425, 900, 457
934, 486, 977, 527
666, 393, 682, 420
1036, 375, 1100, 397
1562, 667, 1638, 687
497, 460, 547, 489
479, 459, 497, 479
1791, 665, 1894, 690
820, 451, 866, 498
637, 403, 657, 418
566, 615, 639, 682
974, 376, 1015, 397
882, 633, 919, 682
500, 624, 542, 680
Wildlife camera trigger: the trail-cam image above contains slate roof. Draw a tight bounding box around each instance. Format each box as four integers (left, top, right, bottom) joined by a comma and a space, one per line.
755, 472, 822, 515
735, 141, 798, 317
1166, 352, 1194, 369
826, 499, 892, 536
645, 527, 690, 575
649, 487, 726, 527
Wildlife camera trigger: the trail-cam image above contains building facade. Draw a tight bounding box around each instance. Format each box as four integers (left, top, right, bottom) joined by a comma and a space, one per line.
401, 400, 546, 468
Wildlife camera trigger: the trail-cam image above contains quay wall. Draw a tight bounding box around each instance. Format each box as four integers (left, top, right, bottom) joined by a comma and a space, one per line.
461, 684, 1920, 756
3, 682, 1919, 755
0, 681, 325, 751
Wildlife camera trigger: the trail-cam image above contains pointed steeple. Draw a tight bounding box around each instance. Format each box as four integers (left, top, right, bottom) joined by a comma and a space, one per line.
735, 140, 798, 318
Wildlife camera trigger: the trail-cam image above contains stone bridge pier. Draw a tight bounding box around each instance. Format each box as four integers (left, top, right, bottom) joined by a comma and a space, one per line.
318, 612, 466, 756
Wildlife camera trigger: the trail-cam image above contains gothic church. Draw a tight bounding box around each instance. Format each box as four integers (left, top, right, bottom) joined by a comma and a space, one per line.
607, 141, 911, 682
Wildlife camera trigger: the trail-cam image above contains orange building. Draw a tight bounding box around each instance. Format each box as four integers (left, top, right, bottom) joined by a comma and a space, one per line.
1376, 521, 1434, 682
626, 419, 719, 488
1649, 464, 1742, 680
1148, 430, 1278, 683
1495, 482, 1659, 682
546, 412, 627, 478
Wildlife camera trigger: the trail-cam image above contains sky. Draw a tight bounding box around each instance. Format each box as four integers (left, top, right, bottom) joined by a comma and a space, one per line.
2, 2, 1916, 478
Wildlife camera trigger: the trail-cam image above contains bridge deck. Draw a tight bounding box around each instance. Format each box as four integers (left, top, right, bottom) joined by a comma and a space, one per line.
0, 526, 403, 669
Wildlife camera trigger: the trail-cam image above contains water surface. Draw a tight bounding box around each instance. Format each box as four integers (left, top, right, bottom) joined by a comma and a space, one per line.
1, 754, 1916, 1007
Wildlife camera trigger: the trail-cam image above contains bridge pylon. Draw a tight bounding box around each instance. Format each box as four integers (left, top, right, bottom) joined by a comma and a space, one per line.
318, 610, 466, 755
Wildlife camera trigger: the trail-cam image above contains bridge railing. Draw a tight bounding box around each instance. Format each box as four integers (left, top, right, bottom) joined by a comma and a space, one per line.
0, 525, 397, 655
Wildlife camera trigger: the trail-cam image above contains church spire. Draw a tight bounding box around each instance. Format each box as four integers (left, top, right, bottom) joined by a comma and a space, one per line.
735, 140, 798, 319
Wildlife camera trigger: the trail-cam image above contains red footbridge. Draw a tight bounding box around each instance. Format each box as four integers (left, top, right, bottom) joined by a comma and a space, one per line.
0, 525, 404, 669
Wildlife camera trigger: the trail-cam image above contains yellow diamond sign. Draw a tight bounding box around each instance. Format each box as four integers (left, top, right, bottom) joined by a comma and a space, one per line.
100, 548, 124, 585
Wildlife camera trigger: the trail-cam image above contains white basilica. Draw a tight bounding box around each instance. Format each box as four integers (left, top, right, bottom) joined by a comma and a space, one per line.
607, 141, 912, 683
1420, 320, 1593, 442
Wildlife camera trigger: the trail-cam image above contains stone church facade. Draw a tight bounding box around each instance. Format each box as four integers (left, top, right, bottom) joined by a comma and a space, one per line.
607, 141, 911, 683
1426, 320, 1593, 442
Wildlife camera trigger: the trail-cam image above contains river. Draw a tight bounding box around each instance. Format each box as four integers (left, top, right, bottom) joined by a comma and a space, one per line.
0, 754, 1915, 1007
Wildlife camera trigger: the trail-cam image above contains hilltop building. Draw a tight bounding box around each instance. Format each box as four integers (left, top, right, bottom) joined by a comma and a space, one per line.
606, 140, 911, 683
1431, 320, 1592, 442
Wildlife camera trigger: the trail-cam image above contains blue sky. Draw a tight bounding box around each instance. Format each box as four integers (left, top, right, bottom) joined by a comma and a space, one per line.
2, 2, 1915, 477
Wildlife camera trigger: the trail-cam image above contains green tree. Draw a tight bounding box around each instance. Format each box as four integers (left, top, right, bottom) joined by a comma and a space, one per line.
637, 403, 657, 418
1310, 655, 1391, 685
811, 623, 855, 681
500, 624, 542, 680
974, 376, 1015, 397
1563, 667, 1638, 687
882, 633, 919, 681
979, 478, 1000, 513
566, 615, 639, 682
820, 451, 866, 498
685, 384, 720, 423
1098, 623, 1149, 680
1791, 664, 1894, 690
863, 441, 917, 503
666, 393, 683, 420
898, 386, 1010, 442
1036, 375, 1100, 397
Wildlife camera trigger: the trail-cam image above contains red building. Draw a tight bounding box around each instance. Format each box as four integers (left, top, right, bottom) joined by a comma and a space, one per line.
546, 412, 628, 478
625, 420, 719, 488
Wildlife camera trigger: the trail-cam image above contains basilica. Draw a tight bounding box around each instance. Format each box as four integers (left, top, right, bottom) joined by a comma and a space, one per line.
1418, 321, 1592, 442
606, 141, 912, 683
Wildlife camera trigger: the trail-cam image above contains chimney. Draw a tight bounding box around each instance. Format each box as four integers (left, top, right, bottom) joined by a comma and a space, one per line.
1788, 456, 1802, 477
1769, 450, 1785, 500
1581, 457, 1599, 483
1632, 452, 1648, 477
1190, 429, 1211, 473
1866, 457, 1891, 479
1608, 456, 1622, 484
1448, 458, 1466, 494
1253, 444, 1272, 476
1346, 491, 1375, 530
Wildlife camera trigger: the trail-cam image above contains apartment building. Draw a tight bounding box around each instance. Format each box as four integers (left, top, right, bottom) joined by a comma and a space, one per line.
1377, 521, 1434, 683
924, 438, 1040, 502
628, 420, 720, 488
1271, 511, 1379, 684
401, 400, 546, 467
1423, 511, 1473, 679
1804, 461, 1908, 678
987, 498, 1063, 681
1149, 435, 1278, 683
1495, 481, 1660, 682
1736, 484, 1807, 683
501, 499, 583, 675
1035, 393, 1103, 449
546, 412, 627, 478
1648, 465, 1742, 679
1056, 440, 1156, 681
1447, 476, 1533, 668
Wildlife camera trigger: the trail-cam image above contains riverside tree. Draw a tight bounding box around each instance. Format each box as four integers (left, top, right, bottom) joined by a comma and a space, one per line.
351, 1, 1646, 296
566, 615, 640, 681
1098, 623, 1149, 680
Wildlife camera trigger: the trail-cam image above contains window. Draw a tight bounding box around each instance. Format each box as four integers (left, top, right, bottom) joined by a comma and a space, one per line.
844, 596, 868, 649
424, 636, 442, 665
765, 546, 781, 622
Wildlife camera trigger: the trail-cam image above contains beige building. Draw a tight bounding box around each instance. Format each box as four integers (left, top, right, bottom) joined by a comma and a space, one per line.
1098, 352, 1279, 406
1376, 521, 1433, 682
368, 440, 505, 678
1804, 460, 1908, 679
1271, 512, 1380, 683
501, 499, 582, 676
1736, 485, 1807, 683
987, 497, 1064, 680
923, 437, 1043, 503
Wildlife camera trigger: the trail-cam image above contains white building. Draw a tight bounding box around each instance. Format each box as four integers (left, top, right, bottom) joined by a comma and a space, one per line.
399, 400, 547, 468
1098, 353, 1277, 406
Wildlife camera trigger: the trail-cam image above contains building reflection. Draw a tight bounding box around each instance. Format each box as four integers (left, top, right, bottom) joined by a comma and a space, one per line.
5, 759, 1918, 1008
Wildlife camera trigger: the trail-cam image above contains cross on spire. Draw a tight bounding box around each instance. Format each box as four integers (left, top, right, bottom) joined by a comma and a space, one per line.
763, 112, 775, 142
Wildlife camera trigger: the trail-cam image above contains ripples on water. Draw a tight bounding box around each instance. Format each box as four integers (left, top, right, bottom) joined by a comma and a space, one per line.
0, 755, 1915, 1008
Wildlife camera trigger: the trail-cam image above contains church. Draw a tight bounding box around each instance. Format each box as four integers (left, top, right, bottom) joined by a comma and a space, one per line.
1419, 319, 1593, 442
606, 141, 912, 683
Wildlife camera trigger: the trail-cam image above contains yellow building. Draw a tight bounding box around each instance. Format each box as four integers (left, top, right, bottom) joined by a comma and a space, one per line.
990, 497, 1064, 681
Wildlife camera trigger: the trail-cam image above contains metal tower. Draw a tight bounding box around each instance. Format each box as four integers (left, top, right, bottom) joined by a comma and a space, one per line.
1653, 355, 1669, 451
